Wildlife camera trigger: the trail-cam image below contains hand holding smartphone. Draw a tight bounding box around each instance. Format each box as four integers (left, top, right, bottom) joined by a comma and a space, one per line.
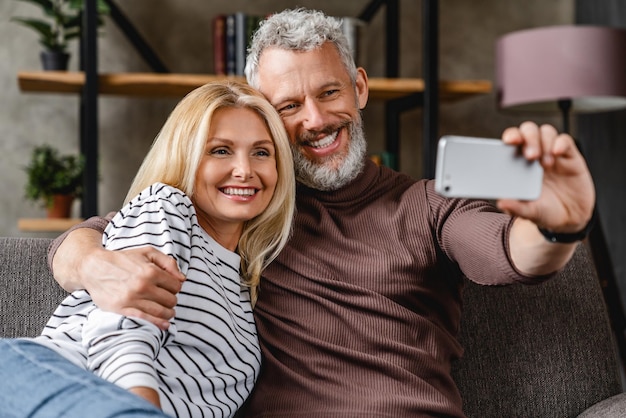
434, 135, 543, 200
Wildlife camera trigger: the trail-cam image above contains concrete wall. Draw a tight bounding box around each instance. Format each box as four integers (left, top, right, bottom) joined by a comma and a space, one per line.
1, 0, 573, 238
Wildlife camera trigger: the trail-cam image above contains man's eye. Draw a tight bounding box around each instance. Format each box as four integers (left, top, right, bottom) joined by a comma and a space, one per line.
278, 103, 298, 113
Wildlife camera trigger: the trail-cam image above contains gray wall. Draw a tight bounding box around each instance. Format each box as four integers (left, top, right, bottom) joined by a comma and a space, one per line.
1, 0, 572, 238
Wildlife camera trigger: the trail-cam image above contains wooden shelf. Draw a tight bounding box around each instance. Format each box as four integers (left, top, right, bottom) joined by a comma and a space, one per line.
17, 71, 491, 101
18, 218, 84, 232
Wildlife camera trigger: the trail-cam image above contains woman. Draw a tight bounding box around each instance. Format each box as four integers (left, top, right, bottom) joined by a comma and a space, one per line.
0, 81, 295, 417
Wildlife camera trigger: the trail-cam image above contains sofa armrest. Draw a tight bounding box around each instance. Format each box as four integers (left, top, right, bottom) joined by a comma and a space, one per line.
578, 392, 626, 417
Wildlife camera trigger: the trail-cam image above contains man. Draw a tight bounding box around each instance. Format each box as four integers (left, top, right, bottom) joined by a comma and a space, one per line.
49, 8, 595, 417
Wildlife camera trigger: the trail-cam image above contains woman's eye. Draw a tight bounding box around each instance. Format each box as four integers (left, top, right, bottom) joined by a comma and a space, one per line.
210, 148, 230, 156
254, 149, 271, 157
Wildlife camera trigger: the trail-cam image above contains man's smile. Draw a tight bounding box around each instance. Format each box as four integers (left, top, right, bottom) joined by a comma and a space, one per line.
302, 129, 339, 149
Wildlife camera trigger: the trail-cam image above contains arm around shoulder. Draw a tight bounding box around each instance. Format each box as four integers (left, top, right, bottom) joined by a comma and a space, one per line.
49, 214, 113, 292
49, 213, 185, 330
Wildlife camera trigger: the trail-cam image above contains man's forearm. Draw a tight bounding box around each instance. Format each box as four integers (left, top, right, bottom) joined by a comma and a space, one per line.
49, 214, 113, 292
51, 227, 107, 292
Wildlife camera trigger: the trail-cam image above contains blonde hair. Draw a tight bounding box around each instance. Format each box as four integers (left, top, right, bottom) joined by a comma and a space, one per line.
125, 81, 295, 302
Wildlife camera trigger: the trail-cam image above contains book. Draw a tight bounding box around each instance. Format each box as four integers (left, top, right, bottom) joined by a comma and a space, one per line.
212, 14, 226, 75
225, 14, 236, 76
234, 12, 247, 76
222, 12, 264, 76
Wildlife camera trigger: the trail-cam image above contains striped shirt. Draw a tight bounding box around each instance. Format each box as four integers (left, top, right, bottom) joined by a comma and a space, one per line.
34, 183, 261, 417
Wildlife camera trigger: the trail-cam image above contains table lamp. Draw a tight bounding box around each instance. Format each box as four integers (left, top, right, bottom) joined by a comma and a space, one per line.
495, 24, 626, 369
496, 25, 626, 134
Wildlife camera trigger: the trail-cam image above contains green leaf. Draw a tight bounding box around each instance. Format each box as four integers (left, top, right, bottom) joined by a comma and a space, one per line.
12, 0, 109, 52
23, 144, 85, 208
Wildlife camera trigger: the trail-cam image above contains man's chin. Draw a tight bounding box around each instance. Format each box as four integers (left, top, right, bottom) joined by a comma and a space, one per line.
293, 116, 367, 190
294, 152, 363, 191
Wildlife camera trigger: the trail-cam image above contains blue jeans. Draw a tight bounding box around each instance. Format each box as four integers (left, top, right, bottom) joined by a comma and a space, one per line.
0, 339, 168, 418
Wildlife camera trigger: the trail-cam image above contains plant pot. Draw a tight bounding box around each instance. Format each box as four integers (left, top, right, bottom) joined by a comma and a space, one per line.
47, 194, 74, 218
40, 50, 70, 71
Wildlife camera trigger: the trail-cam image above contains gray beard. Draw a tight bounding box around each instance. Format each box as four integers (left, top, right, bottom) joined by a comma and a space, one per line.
291, 113, 366, 191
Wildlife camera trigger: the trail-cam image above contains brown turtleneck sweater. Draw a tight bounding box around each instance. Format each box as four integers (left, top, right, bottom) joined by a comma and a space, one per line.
49, 159, 549, 417
241, 160, 548, 417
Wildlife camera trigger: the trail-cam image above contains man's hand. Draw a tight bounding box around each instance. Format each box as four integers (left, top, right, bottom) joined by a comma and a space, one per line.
52, 228, 185, 330
497, 121, 595, 232
80, 246, 185, 330
497, 122, 596, 276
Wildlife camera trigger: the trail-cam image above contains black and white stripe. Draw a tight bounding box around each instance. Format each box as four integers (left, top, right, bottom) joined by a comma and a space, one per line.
34, 183, 260, 417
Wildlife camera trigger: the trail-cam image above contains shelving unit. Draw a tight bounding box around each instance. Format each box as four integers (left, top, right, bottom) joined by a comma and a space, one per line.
18, 71, 491, 101
18, 218, 84, 232
17, 0, 492, 229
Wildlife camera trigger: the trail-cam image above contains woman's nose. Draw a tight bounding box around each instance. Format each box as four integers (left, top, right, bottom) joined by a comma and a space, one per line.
232, 156, 252, 180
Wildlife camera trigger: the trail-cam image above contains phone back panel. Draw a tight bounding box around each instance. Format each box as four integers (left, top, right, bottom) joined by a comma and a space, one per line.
435, 135, 543, 200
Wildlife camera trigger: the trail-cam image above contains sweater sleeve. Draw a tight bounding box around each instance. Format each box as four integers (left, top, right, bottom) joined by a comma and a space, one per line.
47, 212, 116, 272
81, 183, 195, 391
82, 310, 165, 391
425, 180, 553, 285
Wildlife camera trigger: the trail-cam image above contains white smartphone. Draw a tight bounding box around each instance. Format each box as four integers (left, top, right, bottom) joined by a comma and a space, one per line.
434, 135, 543, 200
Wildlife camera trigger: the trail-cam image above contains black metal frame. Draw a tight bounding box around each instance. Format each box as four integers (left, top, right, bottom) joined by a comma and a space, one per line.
358, 0, 438, 174
104, 0, 169, 73
80, 0, 98, 217
78, 0, 440, 216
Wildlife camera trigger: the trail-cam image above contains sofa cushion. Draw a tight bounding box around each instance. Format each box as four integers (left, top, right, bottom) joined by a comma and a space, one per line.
452, 244, 623, 417
0, 237, 67, 338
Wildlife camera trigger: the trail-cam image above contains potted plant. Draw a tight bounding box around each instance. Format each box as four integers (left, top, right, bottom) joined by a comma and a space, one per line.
12, 0, 109, 70
24, 144, 85, 218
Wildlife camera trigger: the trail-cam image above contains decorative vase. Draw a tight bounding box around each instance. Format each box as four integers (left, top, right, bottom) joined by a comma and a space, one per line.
47, 194, 74, 218
40, 51, 70, 71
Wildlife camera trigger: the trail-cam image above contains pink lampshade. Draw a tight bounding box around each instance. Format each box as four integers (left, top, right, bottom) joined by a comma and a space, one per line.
496, 25, 626, 113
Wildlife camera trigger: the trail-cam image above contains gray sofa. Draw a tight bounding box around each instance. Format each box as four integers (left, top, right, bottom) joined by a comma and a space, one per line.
1, 236, 625, 417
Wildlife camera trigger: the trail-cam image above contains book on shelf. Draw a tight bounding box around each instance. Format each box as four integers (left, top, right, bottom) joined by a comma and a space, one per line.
214, 12, 263, 76
341, 17, 365, 66
212, 15, 226, 75
234, 12, 247, 76
224, 14, 236, 76
212, 13, 364, 76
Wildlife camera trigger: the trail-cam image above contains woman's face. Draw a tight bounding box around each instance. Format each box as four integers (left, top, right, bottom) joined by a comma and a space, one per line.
193, 106, 278, 243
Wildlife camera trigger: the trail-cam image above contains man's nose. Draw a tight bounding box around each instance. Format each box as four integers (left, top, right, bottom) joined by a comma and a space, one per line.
301, 100, 326, 131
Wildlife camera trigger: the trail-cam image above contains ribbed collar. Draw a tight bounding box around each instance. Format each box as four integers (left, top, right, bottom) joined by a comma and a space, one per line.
296, 158, 382, 205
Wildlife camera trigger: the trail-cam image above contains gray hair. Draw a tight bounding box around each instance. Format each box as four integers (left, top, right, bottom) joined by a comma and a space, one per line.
245, 8, 358, 89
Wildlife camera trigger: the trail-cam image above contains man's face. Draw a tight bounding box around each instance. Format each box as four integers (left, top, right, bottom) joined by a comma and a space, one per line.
256, 43, 370, 190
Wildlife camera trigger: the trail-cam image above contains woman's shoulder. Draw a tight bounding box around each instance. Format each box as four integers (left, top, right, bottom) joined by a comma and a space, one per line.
115, 183, 196, 224
128, 183, 193, 208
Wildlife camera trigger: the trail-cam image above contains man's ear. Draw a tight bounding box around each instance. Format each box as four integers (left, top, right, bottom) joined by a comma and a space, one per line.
355, 67, 369, 109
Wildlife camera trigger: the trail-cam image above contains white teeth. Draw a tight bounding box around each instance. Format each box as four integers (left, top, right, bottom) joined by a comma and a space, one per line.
308, 131, 338, 148
223, 188, 255, 196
